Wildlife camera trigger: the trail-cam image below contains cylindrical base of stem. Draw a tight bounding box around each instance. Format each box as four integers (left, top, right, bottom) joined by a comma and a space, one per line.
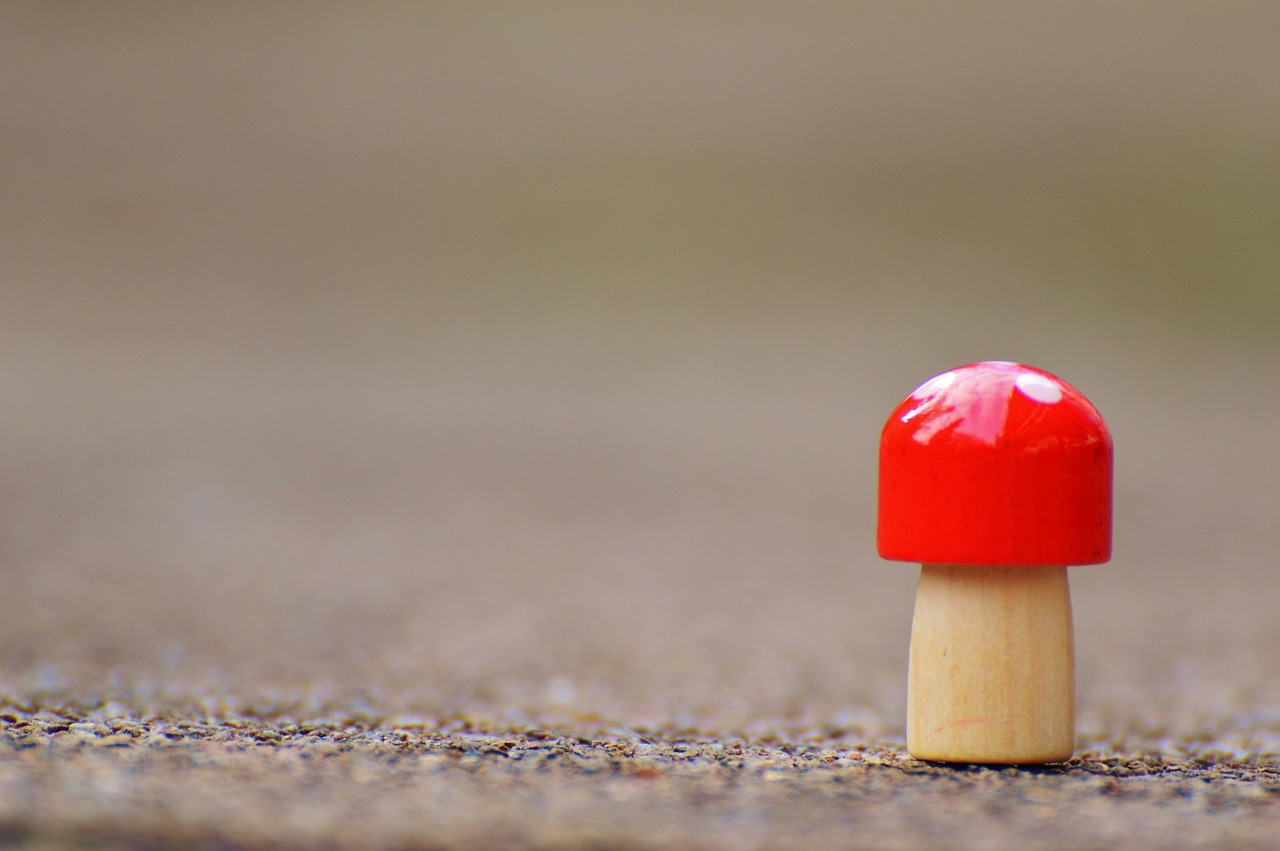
907, 563, 1075, 764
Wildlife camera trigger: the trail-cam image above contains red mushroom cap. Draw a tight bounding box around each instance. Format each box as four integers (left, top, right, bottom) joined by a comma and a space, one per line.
877, 361, 1112, 566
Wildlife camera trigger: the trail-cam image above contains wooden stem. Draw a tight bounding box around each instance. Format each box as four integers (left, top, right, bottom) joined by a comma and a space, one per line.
907, 563, 1075, 764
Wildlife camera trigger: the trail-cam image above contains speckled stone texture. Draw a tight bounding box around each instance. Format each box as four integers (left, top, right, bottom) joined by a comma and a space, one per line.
4, 707, 1280, 850
4, 327, 1279, 848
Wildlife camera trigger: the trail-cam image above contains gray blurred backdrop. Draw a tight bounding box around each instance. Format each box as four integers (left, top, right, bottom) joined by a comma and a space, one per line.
3, 3, 1279, 747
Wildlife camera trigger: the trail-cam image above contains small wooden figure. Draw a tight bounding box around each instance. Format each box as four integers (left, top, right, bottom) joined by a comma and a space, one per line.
877, 362, 1112, 764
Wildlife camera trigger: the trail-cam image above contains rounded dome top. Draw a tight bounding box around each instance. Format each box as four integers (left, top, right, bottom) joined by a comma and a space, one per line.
877, 362, 1112, 566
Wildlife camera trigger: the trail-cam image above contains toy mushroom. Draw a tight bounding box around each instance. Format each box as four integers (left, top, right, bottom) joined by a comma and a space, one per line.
878, 362, 1112, 764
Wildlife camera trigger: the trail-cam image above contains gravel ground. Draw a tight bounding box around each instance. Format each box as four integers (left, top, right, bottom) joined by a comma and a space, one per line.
5, 704, 1280, 850
3, 329, 1279, 849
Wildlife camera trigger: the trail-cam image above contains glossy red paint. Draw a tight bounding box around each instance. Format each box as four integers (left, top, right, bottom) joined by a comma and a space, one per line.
878, 362, 1112, 566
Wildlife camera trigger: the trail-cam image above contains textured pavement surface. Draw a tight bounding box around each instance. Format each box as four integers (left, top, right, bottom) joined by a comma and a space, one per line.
5, 709, 1280, 850
3, 317, 1278, 848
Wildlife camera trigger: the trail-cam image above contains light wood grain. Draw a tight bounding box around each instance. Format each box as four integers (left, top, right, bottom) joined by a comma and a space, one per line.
908, 563, 1075, 764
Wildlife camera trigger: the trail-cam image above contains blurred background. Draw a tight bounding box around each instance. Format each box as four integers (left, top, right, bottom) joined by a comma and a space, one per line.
2, 2, 1279, 746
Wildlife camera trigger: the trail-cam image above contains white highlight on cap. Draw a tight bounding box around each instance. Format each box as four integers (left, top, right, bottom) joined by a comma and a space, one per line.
1015, 372, 1063, 404
911, 371, 958, 400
